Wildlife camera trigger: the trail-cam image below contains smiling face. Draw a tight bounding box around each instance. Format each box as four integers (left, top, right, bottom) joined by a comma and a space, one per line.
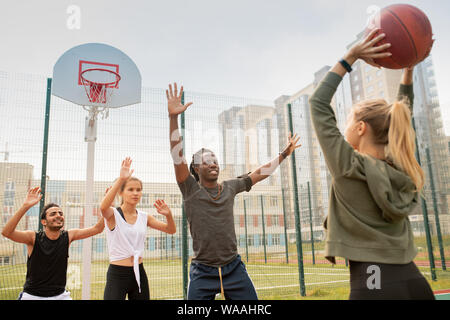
41, 206, 64, 231
195, 151, 220, 183
119, 178, 143, 206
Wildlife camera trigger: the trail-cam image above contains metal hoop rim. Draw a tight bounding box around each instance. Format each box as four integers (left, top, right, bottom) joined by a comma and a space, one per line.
80, 68, 121, 87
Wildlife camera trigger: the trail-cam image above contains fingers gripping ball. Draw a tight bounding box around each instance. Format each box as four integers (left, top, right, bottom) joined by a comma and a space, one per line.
366, 4, 434, 69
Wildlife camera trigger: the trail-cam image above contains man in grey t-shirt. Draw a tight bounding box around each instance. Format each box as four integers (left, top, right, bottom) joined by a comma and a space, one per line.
166, 83, 301, 300
178, 167, 252, 267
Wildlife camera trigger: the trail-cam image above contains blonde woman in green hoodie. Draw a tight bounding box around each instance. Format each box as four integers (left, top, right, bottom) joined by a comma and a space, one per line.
309, 28, 434, 300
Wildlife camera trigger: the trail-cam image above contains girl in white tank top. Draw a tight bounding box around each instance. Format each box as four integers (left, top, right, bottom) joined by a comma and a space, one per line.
100, 157, 176, 300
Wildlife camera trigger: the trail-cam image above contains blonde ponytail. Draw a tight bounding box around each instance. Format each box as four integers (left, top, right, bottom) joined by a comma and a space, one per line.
353, 98, 424, 192
386, 100, 424, 191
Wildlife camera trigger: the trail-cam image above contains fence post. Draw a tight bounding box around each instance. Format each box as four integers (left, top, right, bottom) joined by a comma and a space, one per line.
287, 103, 306, 296
39, 78, 52, 231
307, 181, 315, 265
243, 198, 249, 263
412, 118, 436, 281
426, 148, 446, 271
181, 92, 189, 299
281, 188, 289, 264
260, 195, 267, 264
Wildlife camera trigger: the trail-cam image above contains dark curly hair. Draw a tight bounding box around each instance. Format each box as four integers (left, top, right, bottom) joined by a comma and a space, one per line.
41, 203, 60, 220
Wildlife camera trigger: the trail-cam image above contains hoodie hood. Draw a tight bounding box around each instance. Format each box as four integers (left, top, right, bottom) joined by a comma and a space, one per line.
364, 155, 419, 223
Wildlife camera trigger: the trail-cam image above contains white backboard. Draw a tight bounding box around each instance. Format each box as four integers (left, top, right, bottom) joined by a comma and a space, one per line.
52, 43, 141, 108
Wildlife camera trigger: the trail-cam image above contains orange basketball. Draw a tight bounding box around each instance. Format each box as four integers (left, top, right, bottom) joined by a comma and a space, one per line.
365, 4, 434, 69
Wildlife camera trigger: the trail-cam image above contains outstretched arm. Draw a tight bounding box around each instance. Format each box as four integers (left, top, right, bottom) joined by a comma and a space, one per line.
148, 199, 176, 234
1, 187, 41, 245
309, 29, 391, 177
166, 83, 193, 184
68, 216, 105, 244
249, 133, 301, 185
100, 158, 134, 229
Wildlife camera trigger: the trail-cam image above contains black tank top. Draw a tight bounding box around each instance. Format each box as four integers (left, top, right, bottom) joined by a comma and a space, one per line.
23, 230, 69, 297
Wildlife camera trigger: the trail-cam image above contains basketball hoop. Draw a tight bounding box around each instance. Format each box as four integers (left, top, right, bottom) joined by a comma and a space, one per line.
52, 43, 141, 301
80, 68, 121, 105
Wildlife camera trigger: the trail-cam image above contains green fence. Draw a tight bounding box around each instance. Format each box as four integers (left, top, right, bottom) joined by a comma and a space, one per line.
0, 71, 449, 300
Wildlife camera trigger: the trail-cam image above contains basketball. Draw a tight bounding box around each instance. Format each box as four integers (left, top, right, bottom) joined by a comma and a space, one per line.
366, 4, 434, 69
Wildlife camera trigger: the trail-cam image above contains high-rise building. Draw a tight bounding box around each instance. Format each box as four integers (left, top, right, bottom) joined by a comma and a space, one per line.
412, 58, 450, 217
275, 68, 332, 240
218, 104, 279, 185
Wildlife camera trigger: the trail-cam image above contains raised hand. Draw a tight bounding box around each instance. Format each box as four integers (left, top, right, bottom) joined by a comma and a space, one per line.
281, 133, 302, 158
119, 157, 134, 180
345, 28, 392, 68
24, 187, 42, 208
153, 199, 171, 217
166, 83, 193, 117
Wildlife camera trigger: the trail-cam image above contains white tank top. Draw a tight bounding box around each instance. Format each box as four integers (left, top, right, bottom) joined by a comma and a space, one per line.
105, 207, 147, 292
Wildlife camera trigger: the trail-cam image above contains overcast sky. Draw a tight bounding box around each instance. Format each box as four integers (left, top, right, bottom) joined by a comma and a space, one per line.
1, 0, 449, 134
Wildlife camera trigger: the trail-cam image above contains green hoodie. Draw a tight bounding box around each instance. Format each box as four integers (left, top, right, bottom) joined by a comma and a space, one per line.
309, 71, 419, 264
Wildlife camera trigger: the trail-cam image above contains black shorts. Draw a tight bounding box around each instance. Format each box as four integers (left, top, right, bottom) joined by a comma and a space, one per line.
104, 263, 150, 300
349, 260, 435, 300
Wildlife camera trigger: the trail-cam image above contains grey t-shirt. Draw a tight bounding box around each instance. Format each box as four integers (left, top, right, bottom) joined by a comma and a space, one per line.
178, 174, 252, 267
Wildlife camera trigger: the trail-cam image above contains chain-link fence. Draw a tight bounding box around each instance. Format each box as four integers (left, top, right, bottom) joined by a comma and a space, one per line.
0, 70, 449, 300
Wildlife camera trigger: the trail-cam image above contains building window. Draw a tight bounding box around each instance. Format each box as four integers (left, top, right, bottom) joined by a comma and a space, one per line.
367, 85, 374, 93
269, 196, 278, 207
170, 194, 181, 207
4, 182, 15, 206
0, 256, 12, 266
366, 75, 372, 83
272, 234, 281, 246
156, 236, 166, 250
247, 235, 254, 247
271, 215, 279, 227
68, 193, 81, 204
141, 194, 150, 205
49, 192, 62, 204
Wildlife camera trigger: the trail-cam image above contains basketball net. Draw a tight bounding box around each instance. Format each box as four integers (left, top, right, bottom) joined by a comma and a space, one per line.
80, 68, 121, 122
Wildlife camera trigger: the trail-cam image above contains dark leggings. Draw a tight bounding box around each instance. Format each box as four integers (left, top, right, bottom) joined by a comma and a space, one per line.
104, 264, 150, 300
349, 261, 435, 300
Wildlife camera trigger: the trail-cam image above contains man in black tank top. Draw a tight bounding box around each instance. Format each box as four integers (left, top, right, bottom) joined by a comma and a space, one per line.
1, 187, 104, 300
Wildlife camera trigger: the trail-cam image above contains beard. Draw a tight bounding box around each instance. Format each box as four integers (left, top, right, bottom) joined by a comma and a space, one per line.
46, 222, 64, 231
